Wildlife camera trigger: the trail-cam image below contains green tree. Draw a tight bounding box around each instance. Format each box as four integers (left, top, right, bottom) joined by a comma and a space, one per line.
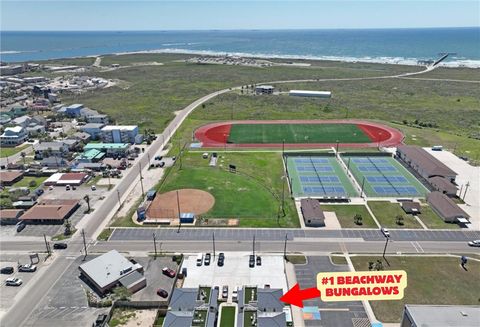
396, 215, 404, 226
112, 286, 132, 301
354, 213, 363, 225
64, 219, 72, 236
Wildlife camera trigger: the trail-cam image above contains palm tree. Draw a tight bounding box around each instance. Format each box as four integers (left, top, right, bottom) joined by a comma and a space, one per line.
64, 219, 72, 236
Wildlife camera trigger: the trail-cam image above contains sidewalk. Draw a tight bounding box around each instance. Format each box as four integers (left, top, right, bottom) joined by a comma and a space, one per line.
284, 261, 305, 327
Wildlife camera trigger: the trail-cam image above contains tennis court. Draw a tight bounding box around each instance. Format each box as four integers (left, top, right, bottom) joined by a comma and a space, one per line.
342, 155, 428, 197
286, 156, 358, 198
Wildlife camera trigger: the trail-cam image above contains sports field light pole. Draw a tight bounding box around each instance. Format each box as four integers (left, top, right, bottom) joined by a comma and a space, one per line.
212, 232, 216, 258
153, 232, 157, 259
176, 190, 182, 233
360, 176, 366, 198
336, 140, 339, 157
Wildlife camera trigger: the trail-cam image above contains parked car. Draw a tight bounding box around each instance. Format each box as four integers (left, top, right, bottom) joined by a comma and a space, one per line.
468, 240, 480, 247
232, 287, 239, 302
217, 253, 225, 266
196, 253, 203, 266
157, 288, 169, 298
249, 255, 255, 268
171, 156, 176, 161
162, 267, 176, 278
53, 242, 68, 250
159, 162, 165, 168
381, 227, 390, 238
222, 285, 228, 299
18, 264, 37, 272
5, 277, 22, 286
16, 222, 26, 233
35, 189, 44, 196
49, 186, 54, 191
91, 185, 97, 191
154, 156, 163, 161
256, 256, 262, 266
94, 314, 108, 327
0, 267, 14, 274
65, 185, 71, 191
204, 253, 211, 266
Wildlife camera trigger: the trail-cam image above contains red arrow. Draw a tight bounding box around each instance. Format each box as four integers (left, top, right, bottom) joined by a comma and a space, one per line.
280, 283, 321, 308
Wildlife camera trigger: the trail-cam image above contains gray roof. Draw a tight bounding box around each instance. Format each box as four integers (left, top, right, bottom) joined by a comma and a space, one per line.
80, 123, 105, 129
257, 289, 284, 312
404, 305, 480, 327
397, 145, 457, 177
79, 250, 141, 289
34, 142, 66, 152
258, 312, 287, 327
169, 288, 198, 311
119, 270, 145, 288
428, 176, 458, 193
163, 311, 193, 327
427, 191, 469, 219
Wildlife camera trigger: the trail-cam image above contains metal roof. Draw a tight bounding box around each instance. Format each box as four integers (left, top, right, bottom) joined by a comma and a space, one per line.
427, 191, 470, 219
397, 145, 457, 177
84, 143, 130, 150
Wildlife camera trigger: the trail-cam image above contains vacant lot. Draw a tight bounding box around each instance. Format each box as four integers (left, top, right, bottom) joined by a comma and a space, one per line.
322, 204, 377, 228
368, 201, 422, 229
351, 256, 480, 323
156, 151, 299, 227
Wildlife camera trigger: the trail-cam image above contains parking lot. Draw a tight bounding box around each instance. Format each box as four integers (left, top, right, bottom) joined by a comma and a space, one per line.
131, 256, 178, 301
0, 254, 47, 316
295, 256, 368, 327
181, 253, 288, 301
22, 256, 108, 327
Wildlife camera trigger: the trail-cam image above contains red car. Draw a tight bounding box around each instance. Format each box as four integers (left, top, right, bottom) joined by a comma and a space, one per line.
157, 288, 168, 298
162, 267, 176, 278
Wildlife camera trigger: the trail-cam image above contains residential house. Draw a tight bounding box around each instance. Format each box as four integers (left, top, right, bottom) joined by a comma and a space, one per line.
75, 149, 105, 163
34, 141, 69, 159
72, 132, 91, 143
86, 114, 109, 124
26, 124, 46, 136
80, 123, 105, 140
101, 125, 139, 144
84, 143, 130, 157
41, 156, 69, 168
65, 104, 84, 117
0, 126, 27, 147
0, 171, 24, 186
11, 115, 32, 128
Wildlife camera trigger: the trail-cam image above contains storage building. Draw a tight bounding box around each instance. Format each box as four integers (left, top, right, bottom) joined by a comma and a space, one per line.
300, 198, 325, 227
426, 191, 470, 224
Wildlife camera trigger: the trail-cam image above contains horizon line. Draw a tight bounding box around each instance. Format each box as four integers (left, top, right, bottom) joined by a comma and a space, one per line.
2, 26, 479, 32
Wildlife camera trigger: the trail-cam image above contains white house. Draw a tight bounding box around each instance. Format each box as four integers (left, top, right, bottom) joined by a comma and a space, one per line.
0, 126, 27, 147
101, 125, 139, 144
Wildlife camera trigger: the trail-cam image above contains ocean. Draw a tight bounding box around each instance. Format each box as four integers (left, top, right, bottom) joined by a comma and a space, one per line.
1, 28, 479, 67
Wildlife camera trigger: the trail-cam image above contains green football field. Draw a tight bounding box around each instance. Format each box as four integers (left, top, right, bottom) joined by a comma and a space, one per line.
227, 123, 371, 144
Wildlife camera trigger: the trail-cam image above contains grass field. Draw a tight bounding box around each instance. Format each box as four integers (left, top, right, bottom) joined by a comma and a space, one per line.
219, 306, 236, 327
418, 205, 460, 229
0, 144, 30, 158
368, 201, 422, 229
12, 176, 47, 190
227, 123, 371, 144
156, 151, 299, 228
322, 204, 377, 228
351, 256, 480, 323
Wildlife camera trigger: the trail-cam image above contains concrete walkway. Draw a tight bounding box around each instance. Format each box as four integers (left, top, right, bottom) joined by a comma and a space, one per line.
284, 261, 305, 327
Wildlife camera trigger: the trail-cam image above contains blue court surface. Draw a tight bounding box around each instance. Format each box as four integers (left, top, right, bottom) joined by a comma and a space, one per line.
286, 155, 358, 198
342, 155, 428, 197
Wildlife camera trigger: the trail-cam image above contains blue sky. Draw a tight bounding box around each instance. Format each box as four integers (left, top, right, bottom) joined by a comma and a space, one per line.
1, 1, 479, 31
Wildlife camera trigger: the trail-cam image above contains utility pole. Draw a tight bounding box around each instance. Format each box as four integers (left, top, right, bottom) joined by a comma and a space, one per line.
252, 234, 255, 257
282, 139, 285, 158
282, 176, 286, 217
153, 233, 157, 259
336, 140, 339, 156
347, 157, 351, 171
116, 189, 121, 206
212, 232, 216, 258
283, 233, 288, 259
176, 190, 182, 233
463, 182, 470, 201
139, 162, 145, 196
178, 142, 183, 170
43, 234, 50, 256
81, 229, 87, 261
382, 235, 390, 266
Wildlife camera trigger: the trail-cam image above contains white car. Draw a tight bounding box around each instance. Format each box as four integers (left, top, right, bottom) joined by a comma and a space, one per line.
18, 264, 37, 272
5, 277, 22, 286
468, 240, 480, 247
381, 227, 390, 238
91, 185, 97, 191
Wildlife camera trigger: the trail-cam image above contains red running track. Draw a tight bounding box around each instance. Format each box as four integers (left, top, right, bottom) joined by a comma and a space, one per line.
194, 120, 404, 148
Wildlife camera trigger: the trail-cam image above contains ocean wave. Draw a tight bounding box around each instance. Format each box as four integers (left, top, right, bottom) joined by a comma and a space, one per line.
112, 48, 480, 68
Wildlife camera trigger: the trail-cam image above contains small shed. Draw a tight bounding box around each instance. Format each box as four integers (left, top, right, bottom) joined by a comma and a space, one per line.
180, 213, 195, 224
300, 199, 325, 227
400, 201, 422, 214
